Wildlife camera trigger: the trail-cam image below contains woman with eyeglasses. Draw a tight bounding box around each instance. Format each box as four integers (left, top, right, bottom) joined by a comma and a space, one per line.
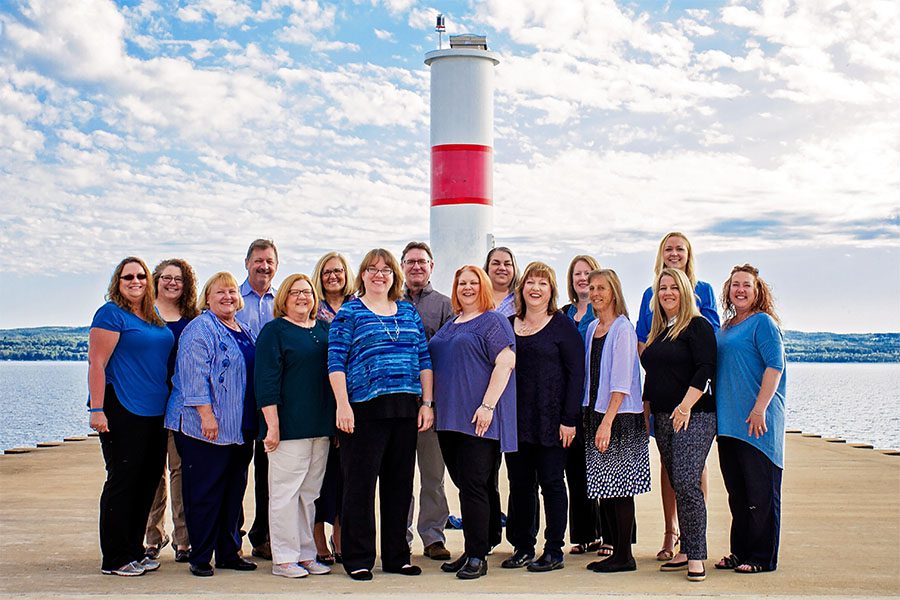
143, 259, 200, 564
88, 257, 174, 576
165, 272, 259, 577
255, 274, 336, 578
327, 249, 433, 581
310, 252, 356, 565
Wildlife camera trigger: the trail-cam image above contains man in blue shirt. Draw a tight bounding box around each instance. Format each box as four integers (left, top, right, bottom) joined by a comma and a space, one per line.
236, 238, 279, 561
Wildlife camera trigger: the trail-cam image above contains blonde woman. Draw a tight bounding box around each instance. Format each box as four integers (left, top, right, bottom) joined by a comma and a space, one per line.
640, 268, 717, 582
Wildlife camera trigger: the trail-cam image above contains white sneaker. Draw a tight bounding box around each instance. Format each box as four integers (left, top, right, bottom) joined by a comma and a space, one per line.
272, 562, 309, 578
101, 560, 145, 576
299, 559, 332, 575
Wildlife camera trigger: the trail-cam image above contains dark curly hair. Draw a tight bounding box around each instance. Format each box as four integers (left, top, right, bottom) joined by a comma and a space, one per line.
152, 258, 201, 320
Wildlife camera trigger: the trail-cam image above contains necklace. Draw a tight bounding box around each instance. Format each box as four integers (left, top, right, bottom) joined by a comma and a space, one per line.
375, 313, 400, 342
516, 314, 550, 336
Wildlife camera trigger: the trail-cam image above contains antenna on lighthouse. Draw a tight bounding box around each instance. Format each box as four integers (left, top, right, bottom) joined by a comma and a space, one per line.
435, 13, 446, 49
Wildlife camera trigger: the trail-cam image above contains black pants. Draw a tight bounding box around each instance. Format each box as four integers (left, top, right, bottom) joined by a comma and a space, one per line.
600, 496, 636, 565
439, 431, 500, 560
247, 440, 269, 547
718, 436, 782, 571
505, 442, 568, 557
565, 425, 602, 544
98, 386, 167, 571
338, 417, 417, 572
314, 443, 342, 524
176, 433, 253, 566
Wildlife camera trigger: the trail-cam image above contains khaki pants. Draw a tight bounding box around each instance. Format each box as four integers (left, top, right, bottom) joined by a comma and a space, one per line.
145, 431, 189, 548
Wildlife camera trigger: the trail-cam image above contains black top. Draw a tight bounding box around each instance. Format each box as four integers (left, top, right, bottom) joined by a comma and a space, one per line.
640, 316, 717, 414
511, 311, 585, 447
587, 333, 608, 412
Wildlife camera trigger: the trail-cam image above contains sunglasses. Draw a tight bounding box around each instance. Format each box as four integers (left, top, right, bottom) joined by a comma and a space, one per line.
120, 273, 148, 281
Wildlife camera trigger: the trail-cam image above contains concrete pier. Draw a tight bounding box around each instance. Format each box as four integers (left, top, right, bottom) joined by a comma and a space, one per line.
1, 433, 897, 599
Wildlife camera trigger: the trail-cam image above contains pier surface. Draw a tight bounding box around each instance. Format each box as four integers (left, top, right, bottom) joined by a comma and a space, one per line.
1, 433, 898, 599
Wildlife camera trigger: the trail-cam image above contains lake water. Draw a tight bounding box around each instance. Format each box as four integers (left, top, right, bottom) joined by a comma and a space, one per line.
0, 361, 898, 451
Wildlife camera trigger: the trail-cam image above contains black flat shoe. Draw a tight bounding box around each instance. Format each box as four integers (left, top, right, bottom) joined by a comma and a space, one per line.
589, 558, 637, 573
215, 557, 257, 571
441, 553, 468, 573
500, 549, 534, 569
456, 557, 487, 580
190, 562, 214, 577
174, 548, 190, 563
317, 553, 336, 566
384, 564, 422, 576
527, 552, 564, 572
348, 568, 373, 581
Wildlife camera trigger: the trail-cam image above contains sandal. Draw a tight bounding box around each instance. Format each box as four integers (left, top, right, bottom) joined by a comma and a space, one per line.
656, 531, 679, 562
735, 562, 765, 574
596, 544, 614, 557
715, 554, 739, 570
570, 540, 602, 555
316, 553, 335, 566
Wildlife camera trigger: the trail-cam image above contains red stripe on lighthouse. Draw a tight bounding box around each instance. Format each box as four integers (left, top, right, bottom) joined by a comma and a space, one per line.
431, 144, 492, 207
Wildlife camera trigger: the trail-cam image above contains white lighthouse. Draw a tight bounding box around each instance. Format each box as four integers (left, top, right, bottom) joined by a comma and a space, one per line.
425, 33, 500, 292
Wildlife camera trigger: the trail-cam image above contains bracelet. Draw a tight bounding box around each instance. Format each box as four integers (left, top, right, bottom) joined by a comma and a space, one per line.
480, 403, 495, 412
88, 407, 104, 413
421, 399, 433, 408
676, 406, 689, 416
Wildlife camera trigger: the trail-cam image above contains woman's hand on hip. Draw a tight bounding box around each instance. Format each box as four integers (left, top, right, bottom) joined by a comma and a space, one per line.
90, 411, 109, 433
336, 403, 354, 434
418, 405, 434, 432
559, 424, 576, 448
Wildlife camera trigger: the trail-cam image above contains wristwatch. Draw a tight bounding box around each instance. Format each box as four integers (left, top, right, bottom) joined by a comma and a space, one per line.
421, 399, 434, 408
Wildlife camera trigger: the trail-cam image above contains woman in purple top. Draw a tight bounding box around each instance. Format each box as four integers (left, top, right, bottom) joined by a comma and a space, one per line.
503, 262, 584, 573
88, 257, 174, 577
430, 266, 516, 580
144, 258, 201, 564
310, 251, 356, 564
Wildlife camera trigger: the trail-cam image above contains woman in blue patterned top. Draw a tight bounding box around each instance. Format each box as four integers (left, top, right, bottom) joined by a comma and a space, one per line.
484, 246, 519, 317
165, 272, 259, 577
327, 248, 433, 581
88, 257, 173, 577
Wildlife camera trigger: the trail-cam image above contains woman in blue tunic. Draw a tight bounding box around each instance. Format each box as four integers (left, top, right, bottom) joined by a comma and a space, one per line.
429, 265, 516, 580
88, 257, 174, 576
715, 264, 786, 574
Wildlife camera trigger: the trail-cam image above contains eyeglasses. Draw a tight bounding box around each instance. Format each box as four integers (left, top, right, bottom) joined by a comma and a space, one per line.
120, 273, 148, 281
288, 289, 314, 297
322, 268, 345, 278
403, 259, 431, 267
365, 266, 394, 276
159, 275, 184, 284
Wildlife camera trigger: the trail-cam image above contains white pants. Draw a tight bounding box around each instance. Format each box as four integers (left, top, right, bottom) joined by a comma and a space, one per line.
267, 437, 330, 564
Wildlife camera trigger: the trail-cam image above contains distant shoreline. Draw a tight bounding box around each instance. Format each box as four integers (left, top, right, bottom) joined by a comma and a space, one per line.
1, 325, 898, 363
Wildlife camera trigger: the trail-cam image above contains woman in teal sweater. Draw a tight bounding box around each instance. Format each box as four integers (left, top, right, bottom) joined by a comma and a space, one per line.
255, 273, 336, 579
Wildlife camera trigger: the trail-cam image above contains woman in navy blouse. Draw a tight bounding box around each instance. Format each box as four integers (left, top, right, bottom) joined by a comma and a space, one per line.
89, 257, 173, 577
327, 248, 433, 581
165, 272, 259, 577
502, 262, 584, 573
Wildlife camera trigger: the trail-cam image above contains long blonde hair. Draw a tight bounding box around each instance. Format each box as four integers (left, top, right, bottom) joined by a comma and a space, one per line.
646, 268, 700, 346
653, 232, 697, 290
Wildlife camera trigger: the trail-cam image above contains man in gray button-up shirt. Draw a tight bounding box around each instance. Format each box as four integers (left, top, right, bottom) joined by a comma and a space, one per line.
401, 241, 454, 561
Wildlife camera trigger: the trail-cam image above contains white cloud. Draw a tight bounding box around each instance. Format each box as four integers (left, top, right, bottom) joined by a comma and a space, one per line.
374, 28, 396, 41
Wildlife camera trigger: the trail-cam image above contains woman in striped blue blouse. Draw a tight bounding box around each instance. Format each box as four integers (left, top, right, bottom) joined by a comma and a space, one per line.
328, 248, 434, 581
165, 272, 259, 577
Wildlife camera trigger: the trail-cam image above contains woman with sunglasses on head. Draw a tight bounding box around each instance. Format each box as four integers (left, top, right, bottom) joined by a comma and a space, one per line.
715, 264, 786, 574
255, 274, 336, 578
165, 272, 259, 577
88, 257, 174, 576
641, 268, 718, 583
143, 259, 200, 564
310, 252, 356, 565
636, 232, 719, 563
327, 249, 433, 581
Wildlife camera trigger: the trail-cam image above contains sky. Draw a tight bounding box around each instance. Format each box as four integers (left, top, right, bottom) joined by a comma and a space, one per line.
0, 0, 898, 333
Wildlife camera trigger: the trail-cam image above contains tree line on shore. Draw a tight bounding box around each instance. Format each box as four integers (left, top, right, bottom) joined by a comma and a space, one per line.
0, 327, 897, 363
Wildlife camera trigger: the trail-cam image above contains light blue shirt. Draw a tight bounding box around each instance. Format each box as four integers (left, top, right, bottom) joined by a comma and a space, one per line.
165, 310, 257, 445
716, 313, 787, 468
583, 315, 644, 414
236, 279, 277, 339
496, 293, 516, 317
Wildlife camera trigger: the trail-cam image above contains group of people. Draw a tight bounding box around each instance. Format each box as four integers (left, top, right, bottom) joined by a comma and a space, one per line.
87, 232, 787, 584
